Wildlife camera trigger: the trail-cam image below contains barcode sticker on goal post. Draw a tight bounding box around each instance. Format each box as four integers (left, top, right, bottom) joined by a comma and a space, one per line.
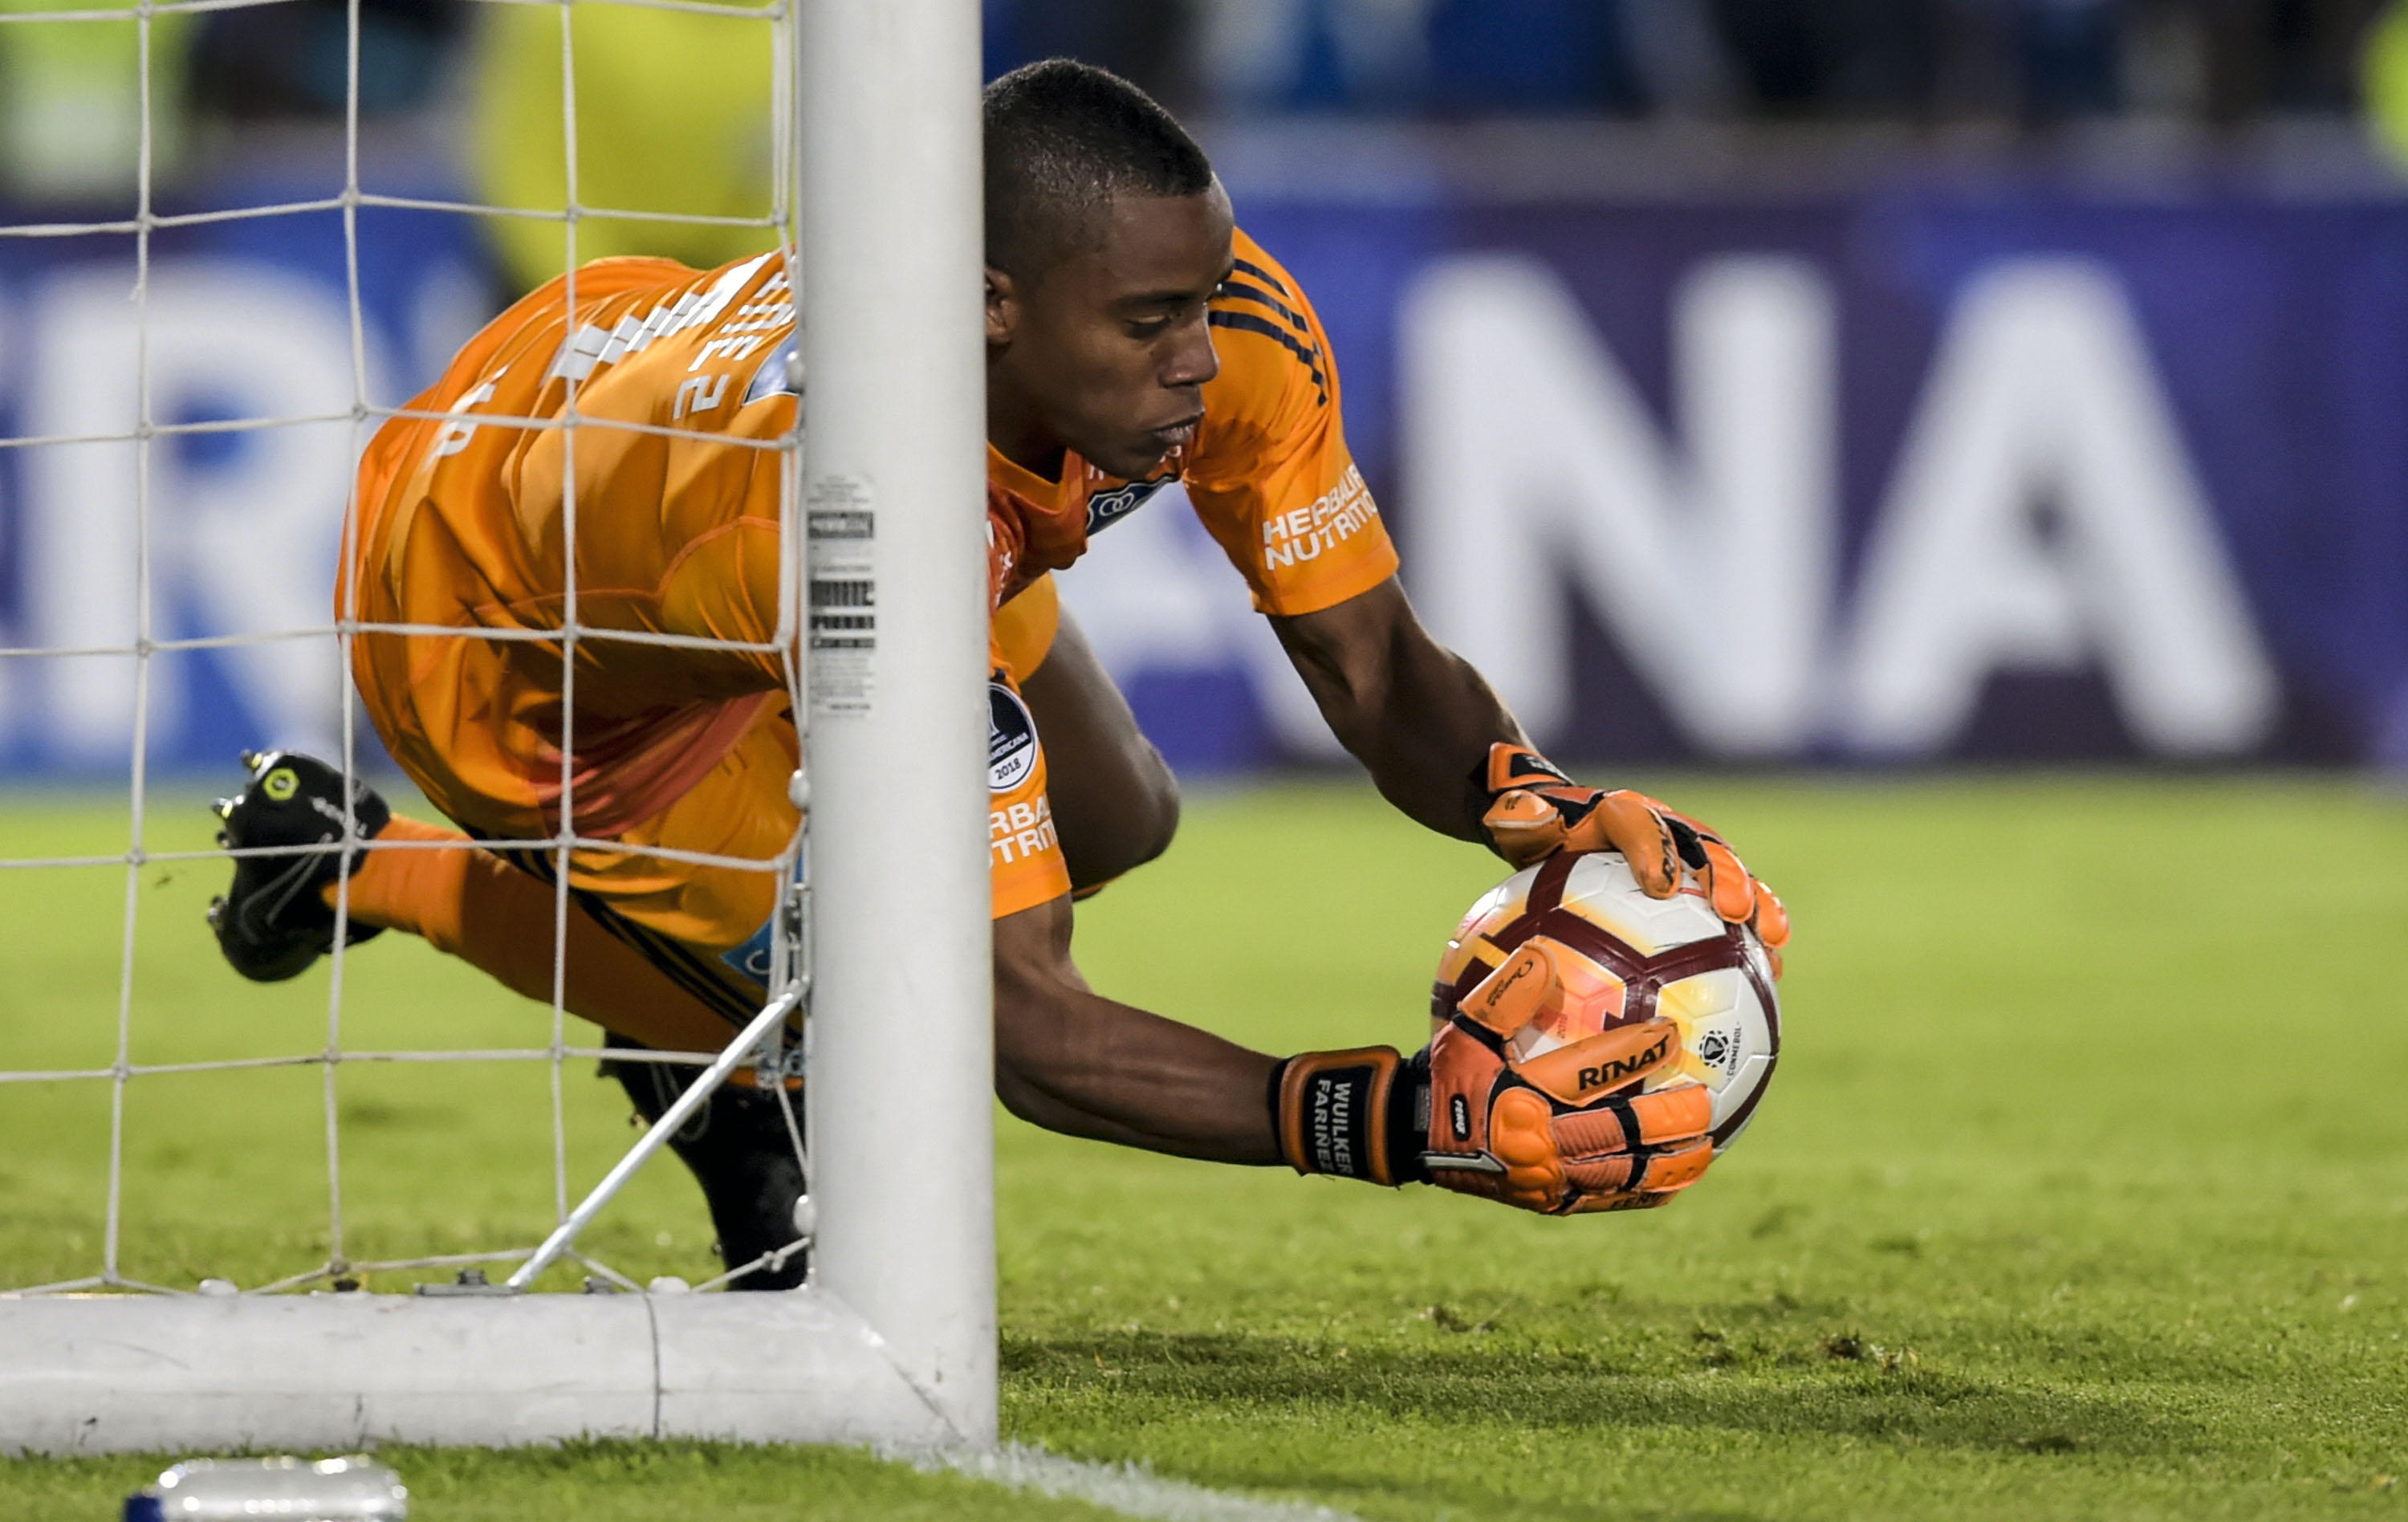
807, 475, 877, 715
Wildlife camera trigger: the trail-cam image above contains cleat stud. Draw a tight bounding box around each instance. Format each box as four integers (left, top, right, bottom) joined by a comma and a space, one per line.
239, 750, 260, 770
213, 797, 234, 819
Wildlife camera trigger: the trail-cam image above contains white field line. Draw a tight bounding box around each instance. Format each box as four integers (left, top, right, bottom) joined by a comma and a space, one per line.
889, 1442, 1360, 1522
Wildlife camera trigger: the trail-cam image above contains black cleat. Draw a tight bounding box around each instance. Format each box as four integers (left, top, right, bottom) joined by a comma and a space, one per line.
603, 1034, 809, 1291
208, 750, 391, 983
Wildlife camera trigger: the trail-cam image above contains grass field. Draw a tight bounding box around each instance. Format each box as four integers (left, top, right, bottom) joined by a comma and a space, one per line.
2, 774, 2406, 1519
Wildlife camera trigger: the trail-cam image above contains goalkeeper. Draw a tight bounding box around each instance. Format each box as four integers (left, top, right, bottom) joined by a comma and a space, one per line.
209, 60, 1787, 1288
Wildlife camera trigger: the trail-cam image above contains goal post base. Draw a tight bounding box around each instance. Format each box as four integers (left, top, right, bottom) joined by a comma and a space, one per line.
0, 1289, 970, 1456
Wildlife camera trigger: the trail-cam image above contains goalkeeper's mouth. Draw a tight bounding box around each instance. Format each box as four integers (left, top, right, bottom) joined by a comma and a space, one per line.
1145, 413, 1202, 455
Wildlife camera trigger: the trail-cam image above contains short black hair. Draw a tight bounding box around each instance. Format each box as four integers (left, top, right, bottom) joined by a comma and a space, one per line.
983, 59, 1214, 279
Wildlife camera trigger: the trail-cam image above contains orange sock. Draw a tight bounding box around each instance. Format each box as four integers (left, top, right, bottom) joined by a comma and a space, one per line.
333, 815, 753, 1057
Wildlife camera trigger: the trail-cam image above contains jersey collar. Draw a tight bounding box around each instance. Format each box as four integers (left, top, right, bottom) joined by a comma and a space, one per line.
986, 442, 1090, 514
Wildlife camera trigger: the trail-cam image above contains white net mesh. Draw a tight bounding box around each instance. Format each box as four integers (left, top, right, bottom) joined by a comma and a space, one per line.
0, 0, 808, 1296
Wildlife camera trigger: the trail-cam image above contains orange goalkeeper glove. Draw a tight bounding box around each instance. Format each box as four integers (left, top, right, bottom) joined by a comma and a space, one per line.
1477, 743, 1790, 975
1273, 938, 1714, 1214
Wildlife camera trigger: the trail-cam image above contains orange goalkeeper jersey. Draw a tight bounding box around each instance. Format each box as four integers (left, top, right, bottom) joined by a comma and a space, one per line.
982, 233, 1397, 618
348, 231, 1397, 923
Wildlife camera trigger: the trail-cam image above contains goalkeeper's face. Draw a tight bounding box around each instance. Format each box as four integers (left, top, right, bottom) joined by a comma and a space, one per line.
986, 181, 1235, 482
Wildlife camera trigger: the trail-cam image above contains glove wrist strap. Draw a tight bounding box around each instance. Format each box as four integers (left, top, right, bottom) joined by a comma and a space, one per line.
1271, 1048, 1427, 1188
1479, 742, 1575, 798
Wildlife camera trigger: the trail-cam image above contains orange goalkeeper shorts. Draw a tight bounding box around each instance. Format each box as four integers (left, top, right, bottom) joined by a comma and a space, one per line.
445, 572, 1069, 1023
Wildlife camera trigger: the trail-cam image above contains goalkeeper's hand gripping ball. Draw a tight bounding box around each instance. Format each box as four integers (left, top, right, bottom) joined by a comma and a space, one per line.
1275, 939, 1714, 1214
1274, 840, 1784, 1214
1281, 944, 1714, 1219
1417, 938, 1715, 1211
1478, 743, 1789, 977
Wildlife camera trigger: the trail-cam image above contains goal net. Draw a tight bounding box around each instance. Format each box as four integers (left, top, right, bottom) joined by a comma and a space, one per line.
0, 0, 994, 1455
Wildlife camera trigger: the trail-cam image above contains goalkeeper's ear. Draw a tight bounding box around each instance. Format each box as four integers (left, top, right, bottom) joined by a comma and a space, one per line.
986, 267, 1021, 348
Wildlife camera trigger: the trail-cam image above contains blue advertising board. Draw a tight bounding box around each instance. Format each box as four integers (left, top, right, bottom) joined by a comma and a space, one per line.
2, 171, 2404, 776
0, 172, 492, 777
1063, 189, 2408, 770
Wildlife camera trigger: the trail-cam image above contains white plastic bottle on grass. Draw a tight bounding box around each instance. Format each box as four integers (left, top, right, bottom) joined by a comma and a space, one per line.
122, 1455, 406, 1520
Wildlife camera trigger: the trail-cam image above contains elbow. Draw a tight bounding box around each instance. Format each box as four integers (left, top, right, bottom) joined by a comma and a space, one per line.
990, 905, 1080, 1130
991, 987, 1100, 1139
990, 966, 1045, 1111
992, 1060, 1047, 1128
991, 996, 1061, 1130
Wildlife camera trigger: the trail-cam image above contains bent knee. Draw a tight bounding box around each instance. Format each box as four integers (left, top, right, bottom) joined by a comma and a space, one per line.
1064, 745, 1181, 890
1126, 746, 1181, 866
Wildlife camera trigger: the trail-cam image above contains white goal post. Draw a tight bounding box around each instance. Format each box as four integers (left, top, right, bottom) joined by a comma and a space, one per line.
0, 0, 995, 1455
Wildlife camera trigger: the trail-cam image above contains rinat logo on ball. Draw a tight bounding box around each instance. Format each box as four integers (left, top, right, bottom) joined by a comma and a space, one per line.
1433, 848, 1782, 1152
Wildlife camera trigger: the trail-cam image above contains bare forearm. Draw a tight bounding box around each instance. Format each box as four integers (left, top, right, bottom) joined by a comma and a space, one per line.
1273, 578, 1522, 843
995, 898, 1280, 1163
997, 987, 1279, 1161
1348, 625, 1517, 841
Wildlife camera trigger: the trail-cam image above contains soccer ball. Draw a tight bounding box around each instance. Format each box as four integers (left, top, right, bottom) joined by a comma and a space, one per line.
1433, 849, 1781, 1152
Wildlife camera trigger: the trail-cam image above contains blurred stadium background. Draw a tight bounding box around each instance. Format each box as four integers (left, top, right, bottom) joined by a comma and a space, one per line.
6, 6, 2408, 1514
4, 0, 2408, 781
